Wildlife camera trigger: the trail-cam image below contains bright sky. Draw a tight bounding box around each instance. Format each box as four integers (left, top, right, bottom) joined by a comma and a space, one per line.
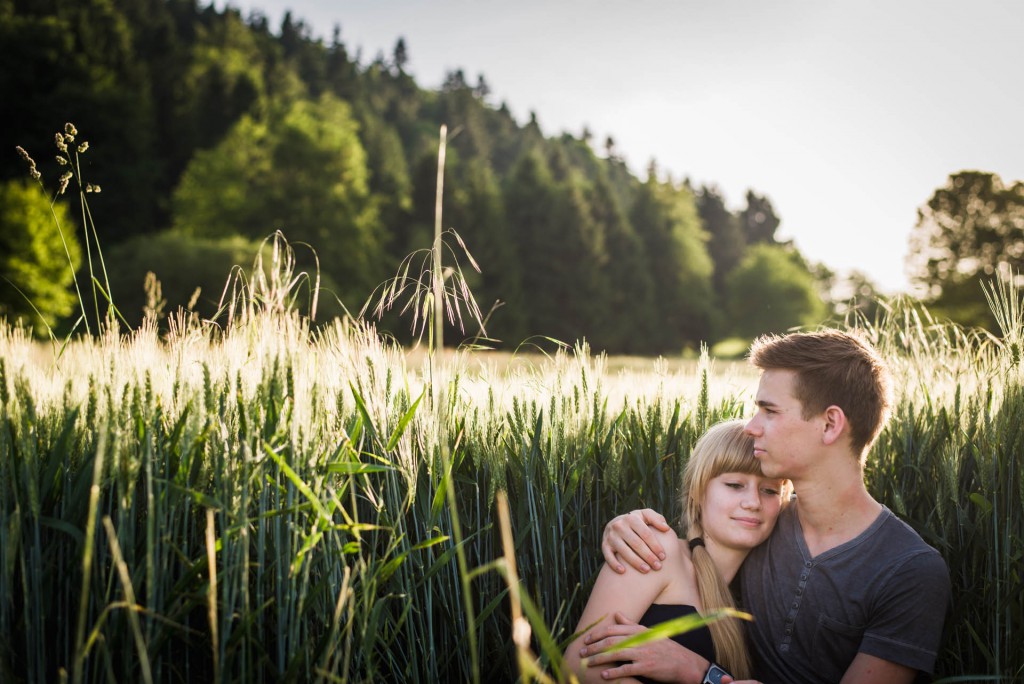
217, 0, 1024, 294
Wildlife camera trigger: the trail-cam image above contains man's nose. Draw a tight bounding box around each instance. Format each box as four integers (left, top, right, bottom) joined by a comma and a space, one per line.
744, 415, 761, 436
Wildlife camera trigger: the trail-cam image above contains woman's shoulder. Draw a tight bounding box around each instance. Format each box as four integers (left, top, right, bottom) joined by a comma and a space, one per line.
647, 529, 694, 550
653, 529, 684, 548
642, 530, 698, 575
645, 529, 688, 564
650, 531, 699, 603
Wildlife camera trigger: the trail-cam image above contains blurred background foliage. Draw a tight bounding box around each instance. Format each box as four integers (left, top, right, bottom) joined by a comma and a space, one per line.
0, 179, 80, 331
1, 0, 1020, 348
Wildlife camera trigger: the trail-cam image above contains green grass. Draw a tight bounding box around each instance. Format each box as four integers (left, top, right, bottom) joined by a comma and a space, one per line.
0, 288, 1021, 682
4, 125, 1023, 682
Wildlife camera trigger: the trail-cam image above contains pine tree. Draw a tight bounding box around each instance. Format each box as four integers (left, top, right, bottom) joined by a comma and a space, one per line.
740, 190, 781, 244
392, 37, 408, 73
1, 0, 157, 241
589, 175, 654, 353
503, 151, 580, 344
630, 177, 715, 351
446, 159, 527, 345
697, 185, 746, 308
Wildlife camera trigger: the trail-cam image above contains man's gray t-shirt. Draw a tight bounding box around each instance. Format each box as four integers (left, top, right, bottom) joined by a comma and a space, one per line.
739, 504, 950, 684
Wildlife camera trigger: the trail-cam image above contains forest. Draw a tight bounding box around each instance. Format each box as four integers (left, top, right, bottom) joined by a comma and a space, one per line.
1, 0, 1022, 351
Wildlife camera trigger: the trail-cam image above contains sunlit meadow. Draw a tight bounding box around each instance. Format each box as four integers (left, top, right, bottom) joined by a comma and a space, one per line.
2, 272, 1023, 682
2, 125, 1023, 683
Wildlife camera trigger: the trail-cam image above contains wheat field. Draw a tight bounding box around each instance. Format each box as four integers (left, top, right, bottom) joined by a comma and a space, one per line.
1, 279, 1022, 682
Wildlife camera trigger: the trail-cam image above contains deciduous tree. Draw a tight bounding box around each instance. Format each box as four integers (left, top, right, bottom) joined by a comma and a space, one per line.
725, 244, 828, 339
909, 171, 1024, 303
173, 93, 383, 309
0, 180, 80, 334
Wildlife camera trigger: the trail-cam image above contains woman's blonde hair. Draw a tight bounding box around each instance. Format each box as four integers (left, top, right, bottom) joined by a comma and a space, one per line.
679, 419, 789, 679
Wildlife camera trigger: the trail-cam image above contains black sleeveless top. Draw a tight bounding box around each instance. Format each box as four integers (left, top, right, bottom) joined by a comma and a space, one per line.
635, 603, 716, 684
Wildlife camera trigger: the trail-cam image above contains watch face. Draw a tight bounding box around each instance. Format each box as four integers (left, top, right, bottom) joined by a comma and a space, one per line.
705, 664, 728, 684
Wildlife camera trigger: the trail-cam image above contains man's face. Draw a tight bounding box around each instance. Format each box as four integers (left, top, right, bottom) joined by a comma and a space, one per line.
744, 369, 821, 480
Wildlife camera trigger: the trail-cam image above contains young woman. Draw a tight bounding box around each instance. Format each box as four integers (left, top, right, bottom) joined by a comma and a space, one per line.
563, 419, 790, 683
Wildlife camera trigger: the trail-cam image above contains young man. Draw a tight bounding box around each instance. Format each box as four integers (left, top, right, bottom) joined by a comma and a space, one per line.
585, 330, 951, 684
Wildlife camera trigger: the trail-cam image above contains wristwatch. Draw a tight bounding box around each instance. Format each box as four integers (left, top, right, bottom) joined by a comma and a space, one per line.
702, 662, 731, 684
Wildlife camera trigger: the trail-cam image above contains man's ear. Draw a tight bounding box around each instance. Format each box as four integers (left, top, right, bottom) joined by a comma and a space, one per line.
821, 405, 847, 446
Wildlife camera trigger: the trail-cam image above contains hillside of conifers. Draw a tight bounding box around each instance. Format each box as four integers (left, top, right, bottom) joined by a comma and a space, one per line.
2, 1, 1021, 349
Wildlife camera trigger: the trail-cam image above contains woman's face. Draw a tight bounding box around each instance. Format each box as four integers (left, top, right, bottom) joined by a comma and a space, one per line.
700, 472, 785, 551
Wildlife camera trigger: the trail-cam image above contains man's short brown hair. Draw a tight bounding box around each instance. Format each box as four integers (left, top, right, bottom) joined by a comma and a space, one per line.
748, 329, 893, 456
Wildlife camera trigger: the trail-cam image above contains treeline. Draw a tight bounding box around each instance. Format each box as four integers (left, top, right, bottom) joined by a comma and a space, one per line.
1, 0, 871, 352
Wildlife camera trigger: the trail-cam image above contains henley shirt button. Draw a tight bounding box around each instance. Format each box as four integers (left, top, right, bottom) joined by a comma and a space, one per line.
805, 561, 812, 568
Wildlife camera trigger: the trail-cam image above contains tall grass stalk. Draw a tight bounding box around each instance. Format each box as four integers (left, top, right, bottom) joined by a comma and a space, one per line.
495, 489, 556, 684
205, 509, 220, 684
432, 124, 447, 356
71, 431, 107, 684
101, 516, 153, 684
364, 124, 485, 364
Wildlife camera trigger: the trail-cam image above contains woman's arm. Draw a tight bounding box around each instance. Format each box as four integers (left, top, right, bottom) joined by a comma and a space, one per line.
563, 531, 681, 683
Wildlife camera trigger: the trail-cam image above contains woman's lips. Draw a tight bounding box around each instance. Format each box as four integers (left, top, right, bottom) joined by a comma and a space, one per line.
733, 516, 762, 527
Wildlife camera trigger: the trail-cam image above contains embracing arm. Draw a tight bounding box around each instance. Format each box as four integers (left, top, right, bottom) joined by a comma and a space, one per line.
564, 543, 675, 682
566, 531, 712, 683
601, 509, 673, 574
579, 612, 712, 683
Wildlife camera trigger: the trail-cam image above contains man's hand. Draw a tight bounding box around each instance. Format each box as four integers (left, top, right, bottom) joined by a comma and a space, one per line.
579, 612, 709, 683
601, 509, 672, 573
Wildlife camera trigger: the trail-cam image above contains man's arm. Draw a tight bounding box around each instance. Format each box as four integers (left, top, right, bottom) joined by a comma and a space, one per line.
601, 509, 672, 573
564, 530, 680, 682
839, 548, 950, 684
840, 653, 917, 684
579, 612, 711, 683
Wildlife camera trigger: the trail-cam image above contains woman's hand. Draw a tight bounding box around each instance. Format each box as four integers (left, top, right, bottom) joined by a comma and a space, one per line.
601, 509, 672, 574
579, 612, 709, 682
